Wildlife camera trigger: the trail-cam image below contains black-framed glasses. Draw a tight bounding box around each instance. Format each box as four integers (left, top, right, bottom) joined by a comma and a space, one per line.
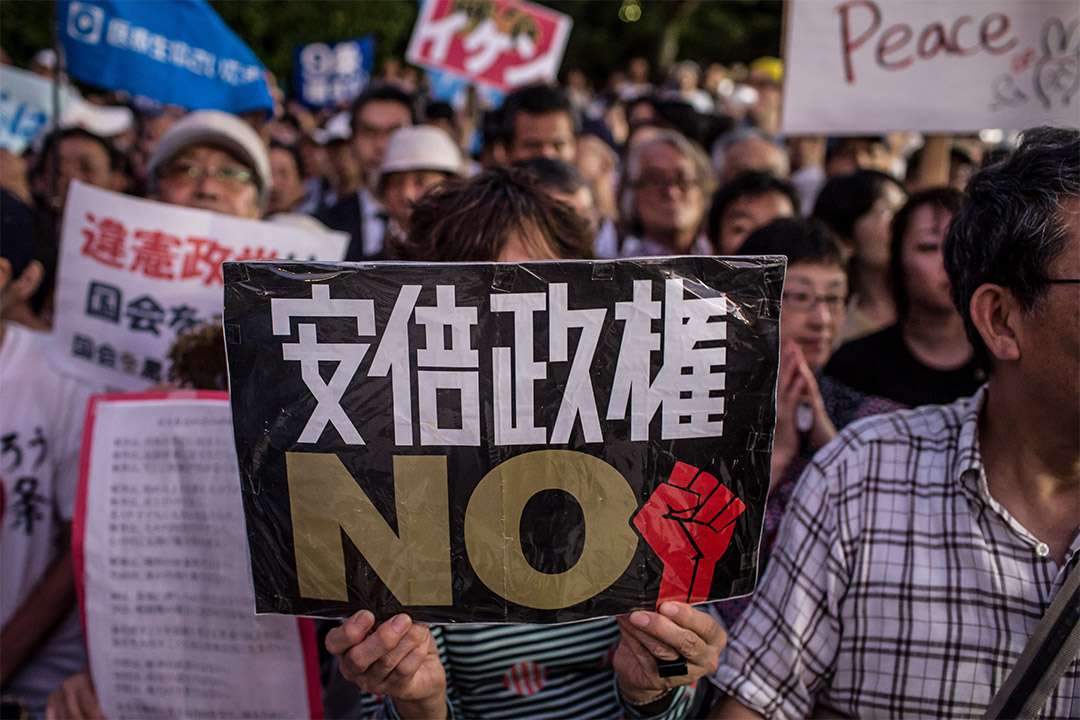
633, 172, 697, 193
782, 290, 846, 313
1041, 278, 1080, 284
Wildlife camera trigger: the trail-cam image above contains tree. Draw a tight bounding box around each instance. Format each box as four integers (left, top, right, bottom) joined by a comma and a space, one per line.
1, 0, 782, 98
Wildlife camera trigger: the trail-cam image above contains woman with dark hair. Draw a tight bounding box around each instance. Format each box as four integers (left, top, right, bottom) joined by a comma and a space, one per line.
812, 169, 906, 344
714, 217, 899, 629
394, 166, 594, 263
329, 166, 724, 720
825, 188, 985, 407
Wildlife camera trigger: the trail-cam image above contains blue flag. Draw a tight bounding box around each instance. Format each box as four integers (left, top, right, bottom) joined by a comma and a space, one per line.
58, 0, 272, 114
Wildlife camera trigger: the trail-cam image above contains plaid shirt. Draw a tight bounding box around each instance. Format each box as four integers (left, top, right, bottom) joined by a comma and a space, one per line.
711, 387, 1080, 719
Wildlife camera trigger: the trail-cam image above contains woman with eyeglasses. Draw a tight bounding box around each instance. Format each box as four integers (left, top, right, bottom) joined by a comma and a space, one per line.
825, 188, 986, 408
715, 217, 900, 630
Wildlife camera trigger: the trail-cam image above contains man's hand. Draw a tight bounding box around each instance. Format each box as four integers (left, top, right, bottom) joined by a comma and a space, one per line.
633, 463, 746, 604
324, 610, 447, 720
44, 668, 105, 720
615, 601, 726, 705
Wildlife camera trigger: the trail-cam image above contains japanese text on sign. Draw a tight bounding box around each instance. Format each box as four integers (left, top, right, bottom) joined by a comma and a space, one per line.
407, 0, 572, 91
272, 279, 729, 447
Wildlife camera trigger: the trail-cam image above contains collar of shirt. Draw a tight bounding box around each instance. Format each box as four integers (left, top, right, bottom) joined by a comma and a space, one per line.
953, 383, 1080, 565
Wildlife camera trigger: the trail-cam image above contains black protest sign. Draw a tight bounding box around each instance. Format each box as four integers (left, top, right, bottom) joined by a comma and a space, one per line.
224, 257, 783, 623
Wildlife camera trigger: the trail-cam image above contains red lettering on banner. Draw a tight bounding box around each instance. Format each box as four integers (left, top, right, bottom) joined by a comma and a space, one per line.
981, 13, 1017, 54
81, 214, 128, 269
129, 230, 181, 279
836, 0, 1018, 84
180, 237, 232, 286
233, 247, 279, 263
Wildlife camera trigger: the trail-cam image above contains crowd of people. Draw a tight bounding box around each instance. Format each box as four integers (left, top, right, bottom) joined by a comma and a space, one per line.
0, 46, 1077, 720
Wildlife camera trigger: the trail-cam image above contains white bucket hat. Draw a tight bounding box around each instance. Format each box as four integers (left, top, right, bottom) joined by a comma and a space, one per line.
147, 109, 272, 207
377, 125, 464, 193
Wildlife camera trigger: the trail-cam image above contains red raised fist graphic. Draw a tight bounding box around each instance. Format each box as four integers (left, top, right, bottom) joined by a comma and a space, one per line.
633, 462, 746, 605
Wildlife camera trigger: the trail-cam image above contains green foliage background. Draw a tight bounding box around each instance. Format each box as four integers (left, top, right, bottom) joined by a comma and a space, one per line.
1, 0, 782, 94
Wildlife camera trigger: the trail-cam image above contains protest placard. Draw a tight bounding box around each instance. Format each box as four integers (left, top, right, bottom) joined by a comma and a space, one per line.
59, 0, 272, 114
294, 37, 374, 108
73, 392, 323, 719
406, 0, 572, 92
782, 0, 1079, 134
53, 183, 348, 391
225, 257, 783, 623
0, 66, 79, 154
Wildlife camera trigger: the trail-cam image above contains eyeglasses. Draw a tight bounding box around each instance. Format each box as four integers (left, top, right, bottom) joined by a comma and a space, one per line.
162, 162, 255, 189
782, 290, 846, 314
1041, 278, 1080, 284
634, 172, 697, 193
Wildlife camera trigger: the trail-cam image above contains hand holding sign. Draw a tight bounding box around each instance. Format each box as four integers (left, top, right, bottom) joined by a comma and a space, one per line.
614, 602, 726, 705
326, 610, 448, 719
634, 463, 746, 605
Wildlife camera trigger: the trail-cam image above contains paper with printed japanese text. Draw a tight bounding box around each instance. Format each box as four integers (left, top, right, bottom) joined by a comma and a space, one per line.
74, 393, 323, 719
53, 182, 347, 390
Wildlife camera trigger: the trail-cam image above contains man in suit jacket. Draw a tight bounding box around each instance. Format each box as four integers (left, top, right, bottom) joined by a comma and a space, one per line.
316, 84, 417, 260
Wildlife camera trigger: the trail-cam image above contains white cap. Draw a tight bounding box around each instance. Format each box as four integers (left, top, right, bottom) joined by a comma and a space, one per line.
378, 125, 464, 191
59, 98, 135, 137
315, 111, 353, 144
147, 109, 272, 206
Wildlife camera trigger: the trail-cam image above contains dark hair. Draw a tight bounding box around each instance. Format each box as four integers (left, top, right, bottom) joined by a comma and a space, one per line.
32, 127, 119, 179
511, 157, 589, 195
889, 187, 963, 319
707, 170, 799, 248
944, 126, 1080, 365
349, 83, 418, 133
500, 85, 577, 143
424, 100, 455, 124
398, 166, 594, 262
812, 169, 902, 241
825, 135, 886, 165
737, 217, 845, 270
269, 139, 304, 179
905, 144, 974, 183
168, 323, 227, 391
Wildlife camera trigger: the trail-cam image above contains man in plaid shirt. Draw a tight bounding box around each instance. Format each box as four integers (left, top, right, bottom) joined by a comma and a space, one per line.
709, 126, 1079, 719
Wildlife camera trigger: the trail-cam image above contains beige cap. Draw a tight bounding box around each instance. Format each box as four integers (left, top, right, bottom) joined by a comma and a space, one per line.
147, 109, 271, 206
378, 125, 464, 192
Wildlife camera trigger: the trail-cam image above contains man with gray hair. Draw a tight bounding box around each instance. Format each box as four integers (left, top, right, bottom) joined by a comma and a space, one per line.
709, 126, 1079, 718
711, 127, 789, 185
619, 130, 715, 257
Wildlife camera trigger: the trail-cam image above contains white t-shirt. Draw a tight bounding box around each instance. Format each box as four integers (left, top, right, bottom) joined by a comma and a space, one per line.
1, 323, 95, 713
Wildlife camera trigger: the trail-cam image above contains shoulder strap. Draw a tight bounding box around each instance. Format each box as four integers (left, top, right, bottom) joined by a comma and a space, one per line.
983, 556, 1080, 719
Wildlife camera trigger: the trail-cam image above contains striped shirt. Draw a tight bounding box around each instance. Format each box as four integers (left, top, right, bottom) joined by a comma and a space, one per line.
711, 387, 1080, 719
388, 619, 698, 719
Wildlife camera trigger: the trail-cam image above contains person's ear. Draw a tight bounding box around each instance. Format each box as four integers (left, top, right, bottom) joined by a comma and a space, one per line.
969, 283, 1021, 362
5, 260, 44, 302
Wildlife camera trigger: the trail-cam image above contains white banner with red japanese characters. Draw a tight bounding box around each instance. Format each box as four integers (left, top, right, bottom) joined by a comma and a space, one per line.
73, 392, 324, 719
406, 0, 572, 92
781, 0, 1079, 134
53, 182, 347, 391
